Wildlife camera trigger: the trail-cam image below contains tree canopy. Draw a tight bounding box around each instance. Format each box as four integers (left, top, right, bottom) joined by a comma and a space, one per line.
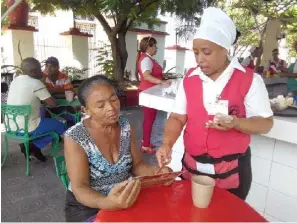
217, 0, 297, 58
26, 0, 213, 81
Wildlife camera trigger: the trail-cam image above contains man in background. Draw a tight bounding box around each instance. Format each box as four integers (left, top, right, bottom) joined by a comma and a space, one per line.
43, 57, 73, 98
42, 57, 77, 127
264, 48, 287, 76
7, 57, 66, 162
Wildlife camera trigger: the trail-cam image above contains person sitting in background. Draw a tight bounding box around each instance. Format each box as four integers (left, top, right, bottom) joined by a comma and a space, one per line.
43, 57, 76, 126
278, 39, 297, 92
7, 57, 66, 162
42, 56, 73, 97
241, 46, 261, 70
64, 75, 172, 222
264, 48, 287, 76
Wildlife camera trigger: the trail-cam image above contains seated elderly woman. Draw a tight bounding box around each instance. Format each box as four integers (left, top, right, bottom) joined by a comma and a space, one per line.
64, 75, 171, 222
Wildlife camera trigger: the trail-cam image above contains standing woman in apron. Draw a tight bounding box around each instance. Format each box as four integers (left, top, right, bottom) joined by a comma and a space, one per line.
156, 7, 274, 200
137, 37, 171, 154
278, 39, 297, 93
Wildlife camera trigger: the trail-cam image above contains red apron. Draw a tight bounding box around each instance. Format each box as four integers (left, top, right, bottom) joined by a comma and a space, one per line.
182, 67, 254, 189
138, 53, 163, 91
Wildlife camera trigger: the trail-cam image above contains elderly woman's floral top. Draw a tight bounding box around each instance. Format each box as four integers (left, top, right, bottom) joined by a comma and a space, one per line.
65, 116, 133, 195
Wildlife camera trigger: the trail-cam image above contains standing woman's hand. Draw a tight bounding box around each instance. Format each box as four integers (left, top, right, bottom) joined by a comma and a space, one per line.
160, 80, 172, 86
206, 116, 239, 131
156, 144, 173, 168
104, 179, 141, 210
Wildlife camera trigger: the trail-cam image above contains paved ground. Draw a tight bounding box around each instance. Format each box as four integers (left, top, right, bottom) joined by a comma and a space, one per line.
1, 107, 166, 222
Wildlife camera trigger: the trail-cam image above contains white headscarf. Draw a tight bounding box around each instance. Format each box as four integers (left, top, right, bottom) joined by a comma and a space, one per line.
194, 7, 236, 50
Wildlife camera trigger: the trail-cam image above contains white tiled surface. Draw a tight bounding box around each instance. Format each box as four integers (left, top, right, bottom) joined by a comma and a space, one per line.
246, 182, 268, 211
273, 140, 297, 169
269, 163, 297, 199
264, 117, 297, 144
251, 155, 272, 186
250, 135, 297, 222
264, 213, 283, 222
250, 135, 275, 160
265, 189, 297, 222
139, 85, 175, 113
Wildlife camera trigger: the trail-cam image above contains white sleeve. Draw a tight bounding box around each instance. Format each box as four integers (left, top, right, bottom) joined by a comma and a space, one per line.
140, 57, 153, 73
33, 80, 51, 101
241, 57, 250, 66
171, 79, 187, 115
244, 73, 273, 118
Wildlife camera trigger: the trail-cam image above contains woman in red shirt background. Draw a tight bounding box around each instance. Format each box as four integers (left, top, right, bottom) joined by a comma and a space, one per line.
137, 37, 170, 154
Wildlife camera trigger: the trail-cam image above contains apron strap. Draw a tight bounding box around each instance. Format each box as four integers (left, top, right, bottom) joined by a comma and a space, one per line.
190, 148, 250, 164
182, 147, 250, 179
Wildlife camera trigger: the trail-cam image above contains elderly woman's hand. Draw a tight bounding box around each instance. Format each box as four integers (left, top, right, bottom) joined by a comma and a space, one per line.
105, 179, 141, 210
206, 116, 239, 131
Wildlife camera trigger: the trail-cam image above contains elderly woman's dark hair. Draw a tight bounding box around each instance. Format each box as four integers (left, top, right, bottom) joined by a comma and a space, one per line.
77, 75, 115, 107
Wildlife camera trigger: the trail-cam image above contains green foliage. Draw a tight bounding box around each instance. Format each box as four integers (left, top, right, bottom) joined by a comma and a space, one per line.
1, 1, 9, 27
27, 0, 215, 81
95, 41, 114, 79
61, 66, 88, 80
281, 7, 297, 58
226, 6, 263, 47
220, 0, 297, 55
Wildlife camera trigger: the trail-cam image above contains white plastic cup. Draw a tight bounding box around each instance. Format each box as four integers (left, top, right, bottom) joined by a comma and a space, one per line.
65, 91, 74, 102
191, 175, 215, 208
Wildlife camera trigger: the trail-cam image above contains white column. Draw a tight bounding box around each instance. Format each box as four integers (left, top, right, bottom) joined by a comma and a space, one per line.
61, 33, 91, 72
165, 45, 187, 75
2, 29, 36, 66
153, 35, 166, 67
262, 19, 281, 65
125, 31, 138, 80
176, 50, 186, 75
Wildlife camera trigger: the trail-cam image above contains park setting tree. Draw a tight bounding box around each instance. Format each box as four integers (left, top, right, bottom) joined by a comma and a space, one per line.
221, 0, 297, 62
28, 0, 214, 81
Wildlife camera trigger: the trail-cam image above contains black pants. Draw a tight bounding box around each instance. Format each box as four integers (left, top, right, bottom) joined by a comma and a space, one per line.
227, 148, 252, 200
65, 191, 98, 222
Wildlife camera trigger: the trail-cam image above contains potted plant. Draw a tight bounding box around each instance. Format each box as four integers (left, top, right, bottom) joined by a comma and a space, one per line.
61, 66, 88, 88
7, 0, 30, 27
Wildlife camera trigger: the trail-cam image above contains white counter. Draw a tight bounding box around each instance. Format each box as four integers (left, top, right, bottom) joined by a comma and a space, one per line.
139, 85, 297, 222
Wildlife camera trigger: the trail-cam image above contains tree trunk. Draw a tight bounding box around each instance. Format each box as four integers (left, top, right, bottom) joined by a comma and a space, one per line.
256, 19, 269, 67
109, 32, 128, 82
118, 32, 128, 74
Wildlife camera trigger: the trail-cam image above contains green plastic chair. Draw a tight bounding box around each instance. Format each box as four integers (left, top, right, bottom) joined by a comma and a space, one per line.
54, 155, 69, 189
45, 104, 81, 125
1, 104, 60, 176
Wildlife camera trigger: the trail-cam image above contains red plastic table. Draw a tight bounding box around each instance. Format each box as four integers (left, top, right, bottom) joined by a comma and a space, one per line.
95, 181, 267, 222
